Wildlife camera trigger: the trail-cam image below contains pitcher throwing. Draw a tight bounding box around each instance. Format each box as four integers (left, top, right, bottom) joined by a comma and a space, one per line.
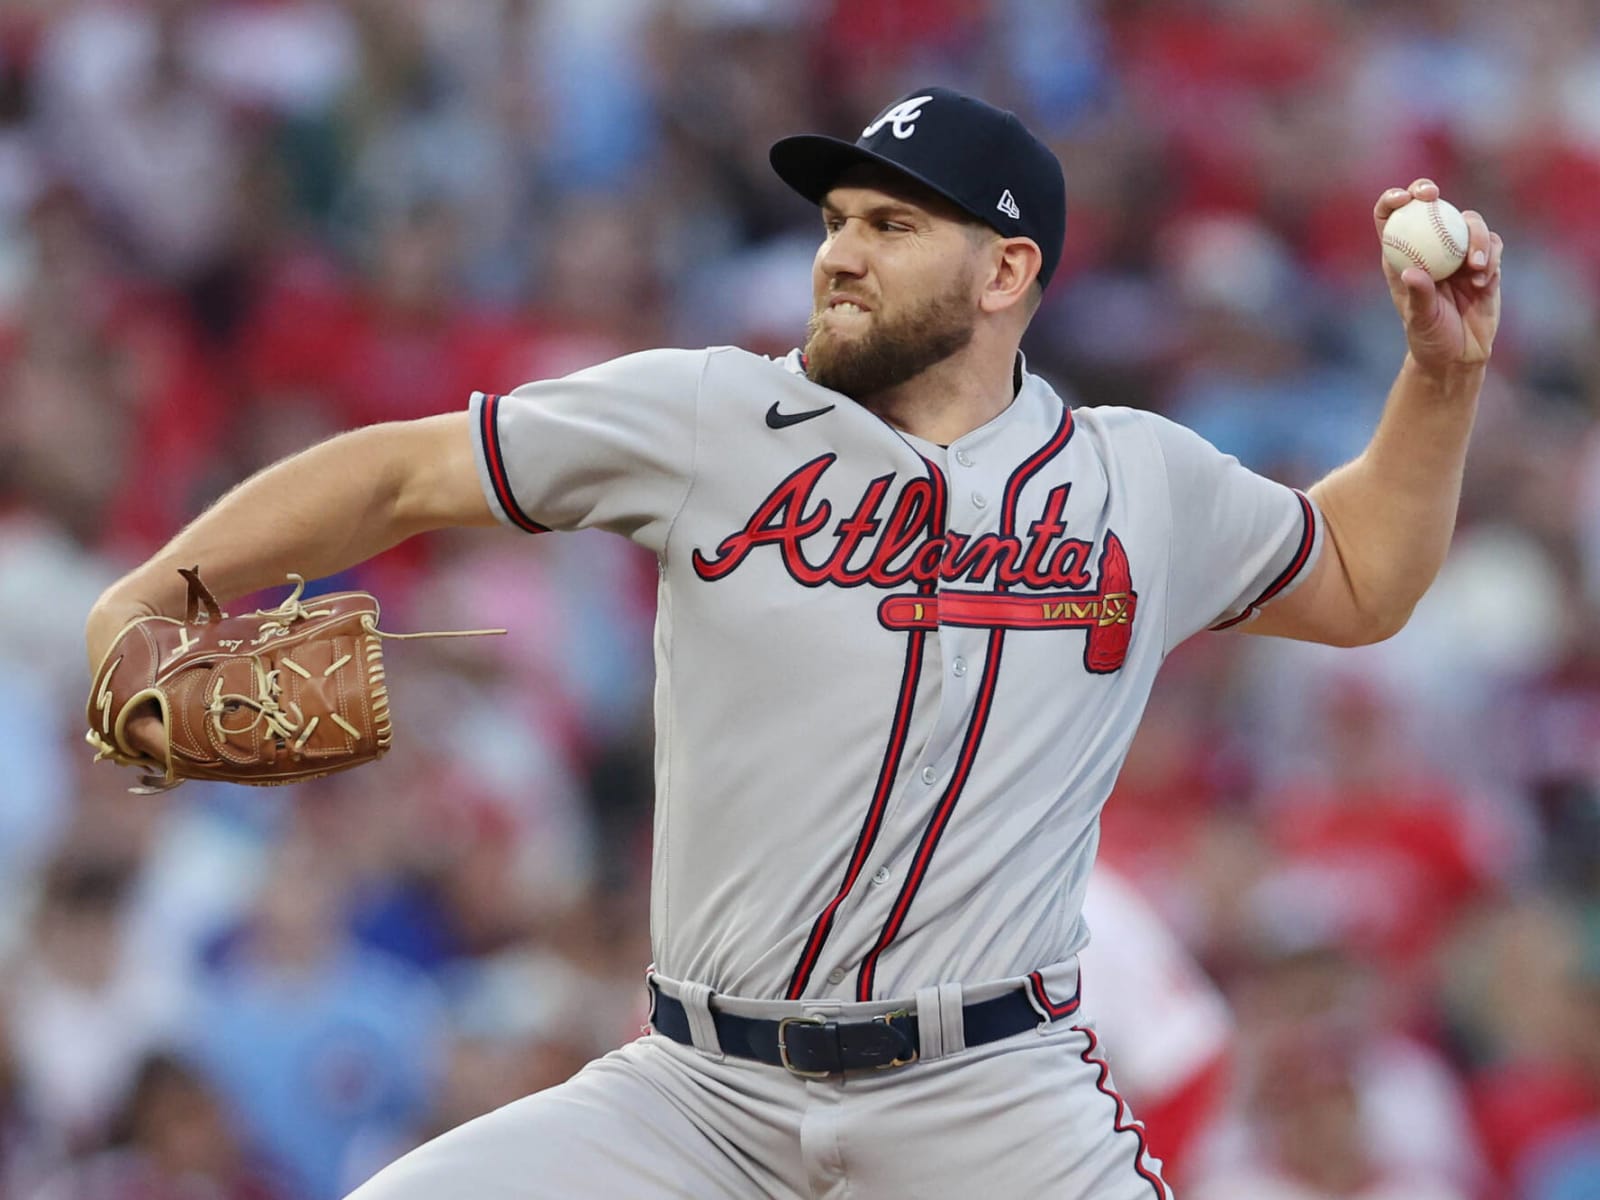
86, 87, 1502, 1199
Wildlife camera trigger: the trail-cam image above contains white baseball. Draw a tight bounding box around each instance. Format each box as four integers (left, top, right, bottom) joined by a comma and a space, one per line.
1381, 196, 1470, 282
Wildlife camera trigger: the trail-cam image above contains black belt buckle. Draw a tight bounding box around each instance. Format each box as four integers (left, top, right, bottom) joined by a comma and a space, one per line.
777, 1015, 832, 1078
872, 1009, 918, 1069
777, 1011, 920, 1077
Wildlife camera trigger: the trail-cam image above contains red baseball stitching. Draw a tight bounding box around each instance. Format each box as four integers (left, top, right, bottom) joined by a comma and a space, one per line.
1383, 233, 1430, 271
1425, 201, 1465, 257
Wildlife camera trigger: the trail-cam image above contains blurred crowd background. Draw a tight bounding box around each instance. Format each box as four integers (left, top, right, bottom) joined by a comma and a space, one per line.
1, 0, 1599, 1197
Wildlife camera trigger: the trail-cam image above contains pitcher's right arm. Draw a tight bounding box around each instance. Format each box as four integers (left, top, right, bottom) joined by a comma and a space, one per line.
86, 413, 494, 671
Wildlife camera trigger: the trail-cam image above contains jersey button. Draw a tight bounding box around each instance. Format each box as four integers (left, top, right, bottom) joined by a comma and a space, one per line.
952, 656, 967, 677
921, 766, 937, 785
872, 866, 891, 886
827, 967, 846, 985
955, 449, 974, 468
972, 492, 988, 509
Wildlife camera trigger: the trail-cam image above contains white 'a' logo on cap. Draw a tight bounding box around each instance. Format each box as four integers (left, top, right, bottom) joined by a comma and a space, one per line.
997, 189, 1021, 219
862, 95, 934, 140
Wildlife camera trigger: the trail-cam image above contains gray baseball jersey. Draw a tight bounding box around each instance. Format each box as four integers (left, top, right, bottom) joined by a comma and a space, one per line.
468, 346, 1320, 1006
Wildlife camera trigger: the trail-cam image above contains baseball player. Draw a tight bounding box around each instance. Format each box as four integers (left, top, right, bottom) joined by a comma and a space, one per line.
85, 87, 1502, 1199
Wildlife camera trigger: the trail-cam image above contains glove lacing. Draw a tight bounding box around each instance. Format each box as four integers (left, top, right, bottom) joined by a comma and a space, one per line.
203, 573, 503, 763
199, 574, 340, 761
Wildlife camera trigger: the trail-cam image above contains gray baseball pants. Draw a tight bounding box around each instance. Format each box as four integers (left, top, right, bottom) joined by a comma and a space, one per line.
347, 982, 1171, 1199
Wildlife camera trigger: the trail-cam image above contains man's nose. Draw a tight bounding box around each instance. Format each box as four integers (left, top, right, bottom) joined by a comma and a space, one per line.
819, 220, 868, 279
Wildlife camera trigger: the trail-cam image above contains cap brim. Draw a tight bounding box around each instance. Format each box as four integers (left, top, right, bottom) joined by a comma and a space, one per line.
770, 134, 976, 220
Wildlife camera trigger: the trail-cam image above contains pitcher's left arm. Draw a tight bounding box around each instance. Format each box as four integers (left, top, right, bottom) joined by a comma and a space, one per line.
1248, 178, 1503, 647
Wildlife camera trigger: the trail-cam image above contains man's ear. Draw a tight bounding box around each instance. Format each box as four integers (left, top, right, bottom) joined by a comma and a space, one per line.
979, 238, 1043, 315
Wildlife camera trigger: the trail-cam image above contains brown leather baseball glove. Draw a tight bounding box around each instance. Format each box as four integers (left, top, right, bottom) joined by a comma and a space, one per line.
86, 568, 498, 793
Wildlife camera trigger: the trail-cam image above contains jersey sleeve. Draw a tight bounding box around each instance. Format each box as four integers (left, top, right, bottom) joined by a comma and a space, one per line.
1144, 412, 1323, 652
468, 348, 705, 552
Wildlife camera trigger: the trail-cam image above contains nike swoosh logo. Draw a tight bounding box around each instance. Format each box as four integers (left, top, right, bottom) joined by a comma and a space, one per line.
766, 401, 835, 429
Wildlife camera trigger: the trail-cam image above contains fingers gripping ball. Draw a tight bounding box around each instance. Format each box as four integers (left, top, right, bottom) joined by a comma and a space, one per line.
86, 568, 503, 793
1382, 196, 1469, 282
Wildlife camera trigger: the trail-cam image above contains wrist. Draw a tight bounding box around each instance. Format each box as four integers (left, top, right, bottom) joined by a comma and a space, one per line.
1402, 353, 1486, 396
86, 568, 184, 653
109, 563, 190, 616
85, 593, 150, 673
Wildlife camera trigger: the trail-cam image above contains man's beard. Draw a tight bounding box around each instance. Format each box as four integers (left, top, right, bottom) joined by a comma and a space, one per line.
804, 275, 976, 403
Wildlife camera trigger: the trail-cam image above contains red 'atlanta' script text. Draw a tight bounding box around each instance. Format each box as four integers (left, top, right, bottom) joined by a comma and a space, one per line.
691, 454, 1096, 590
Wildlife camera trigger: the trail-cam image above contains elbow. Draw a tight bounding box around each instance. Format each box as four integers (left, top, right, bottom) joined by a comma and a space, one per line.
1334, 598, 1417, 647
1332, 622, 1404, 649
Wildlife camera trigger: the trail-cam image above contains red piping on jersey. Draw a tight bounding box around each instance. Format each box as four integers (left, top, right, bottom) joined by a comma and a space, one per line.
854, 623, 1006, 1000
478, 393, 550, 534
1027, 971, 1082, 1018
1000, 409, 1075, 523
784, 624, 930, 998
856, 406, 1076, 1000
784, 459, 947, 999
1076, 1023, 1169, 1199
1210, 489, 1314, 631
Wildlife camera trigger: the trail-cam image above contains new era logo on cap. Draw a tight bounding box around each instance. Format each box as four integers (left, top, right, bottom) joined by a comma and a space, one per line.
769, 87, 1067, 288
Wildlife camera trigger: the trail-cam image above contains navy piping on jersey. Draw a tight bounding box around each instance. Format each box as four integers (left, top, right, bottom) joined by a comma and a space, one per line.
1075, 1023, 1169, 1199
1210, 489, 1315, 631
855, 406, 1077, 1000
478, 393, 550, 534
784, 461, 948, 999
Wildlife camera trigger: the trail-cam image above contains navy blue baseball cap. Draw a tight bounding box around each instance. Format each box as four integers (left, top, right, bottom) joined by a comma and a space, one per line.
771, 87, 1067, 288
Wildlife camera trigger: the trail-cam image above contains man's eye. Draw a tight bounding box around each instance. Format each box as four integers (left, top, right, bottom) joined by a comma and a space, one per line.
879, 221, 910, 233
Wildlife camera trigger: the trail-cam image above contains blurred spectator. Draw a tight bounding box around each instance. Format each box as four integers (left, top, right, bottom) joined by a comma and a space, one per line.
0, 182, 231, 558
3, 852, 186, 1152
0, 52, 46, 320
0, 1015, 56, 1200
235, 200, 480, 432
34, 0, 243, 283
188, 1, 357, 119
1191, 946, 1485, 1200
1443, 897, 1600, 1195
1190, 1023, 1469, 1200
1248, 677, 1505, 1011
189, 837, 447, 1200
1509, 615, 1600, 853
27, 1052, 289, 1200
1160, 213, 1381, 483
422, 934, 640, 1142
